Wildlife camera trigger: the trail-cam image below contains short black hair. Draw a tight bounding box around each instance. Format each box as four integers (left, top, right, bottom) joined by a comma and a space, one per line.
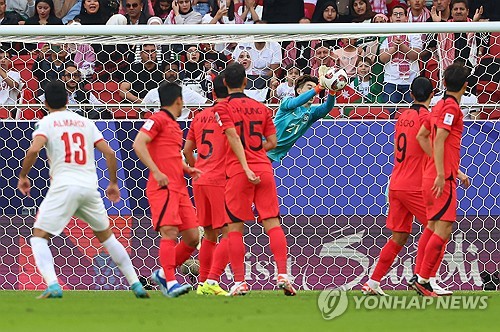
213, 72, 228, 99
444, 63, 470, 92
295, 74, 318, 96
224, 63, 246, 89
411, 76, 434, 102
44, 80, 68, 109
158, 81, 182, 107
451, 0, 469, 9
161, 60, 180, 72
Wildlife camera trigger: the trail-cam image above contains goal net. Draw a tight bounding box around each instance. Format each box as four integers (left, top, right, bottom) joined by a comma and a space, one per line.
0, 23, 498, 291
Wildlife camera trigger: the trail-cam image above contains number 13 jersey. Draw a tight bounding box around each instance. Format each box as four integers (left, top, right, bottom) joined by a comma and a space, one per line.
389, 104, 430, 191
32, 110, 103, 189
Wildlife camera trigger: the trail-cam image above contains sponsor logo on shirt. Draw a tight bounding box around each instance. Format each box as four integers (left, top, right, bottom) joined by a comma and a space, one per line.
143, 119, 154, 131
302, 114, 310, 123
443, 113, 454, 126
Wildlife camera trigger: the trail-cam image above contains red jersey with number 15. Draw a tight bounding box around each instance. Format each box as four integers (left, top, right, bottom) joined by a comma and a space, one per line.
214, 93, 276, 177
186, 105, 226, 186
423, 95, 464, 180
390, 104, 431, 191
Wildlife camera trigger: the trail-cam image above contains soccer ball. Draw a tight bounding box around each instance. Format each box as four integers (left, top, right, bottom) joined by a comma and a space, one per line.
323, 67, 348, 91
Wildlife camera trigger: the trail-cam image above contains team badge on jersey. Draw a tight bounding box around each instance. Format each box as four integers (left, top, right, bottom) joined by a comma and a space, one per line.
302, 114, 309, 123
143, 119, 155, 131
443, 113, 454, 125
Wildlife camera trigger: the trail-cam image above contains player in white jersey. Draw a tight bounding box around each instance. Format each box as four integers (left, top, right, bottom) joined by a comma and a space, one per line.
17, 81, 149, 299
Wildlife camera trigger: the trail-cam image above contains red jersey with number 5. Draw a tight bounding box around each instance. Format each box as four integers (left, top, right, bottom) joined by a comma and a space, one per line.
423, 95, 464, 180
389, 104, 430, 191
214, 93, 276, 177
186, 105, 226, 186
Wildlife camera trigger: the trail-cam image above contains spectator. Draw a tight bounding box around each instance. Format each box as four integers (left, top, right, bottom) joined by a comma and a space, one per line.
309, 42, 337, 77
181, 44, 211, 97
430, 88, 479, 119
0, 50, 22, 110
233, 37, 282, 77
379, 5, 422, 114
119, 44, 163, 102
369, 0, 388, 15
25, 0, 63, 25
192, 0, 210, 16
54, 0, 82, 24
6, 0, 34, 22
407, 0, 430, 22
312, 1, 342, 23
349, 56, 377, 102
63, 23, 96, 80
262, 0, 304, 23
333, 37, 363, 77
125, 0, 150, 24
350, 0, 376, 22
236, 50, 256, 75
469, 0, 499, 21
32, 43, 69, 96
39, 62, 111, 119
0, 0, 20, 24
428, 0, 451, 22
270, 64, 300, 100
164, 0, 202, 24
74, 0, 109, 24
153, 0, 171, 19
283, 18, 321, 72
202, 0, 243, 24
119, 0, 152, 16
142, 60, 209, 119
238, 0, 262, 24
201, 43, 226, 77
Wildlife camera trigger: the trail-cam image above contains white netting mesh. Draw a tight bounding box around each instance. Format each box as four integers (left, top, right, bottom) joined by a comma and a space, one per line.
0, 23, 498, 291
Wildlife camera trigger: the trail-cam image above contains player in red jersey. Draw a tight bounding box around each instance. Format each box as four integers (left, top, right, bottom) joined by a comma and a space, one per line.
184, 74, 230, 296
362, 77, 434, 296
412, 63, 471, 297
214, 63, 296, 296
133, 82, 202, 298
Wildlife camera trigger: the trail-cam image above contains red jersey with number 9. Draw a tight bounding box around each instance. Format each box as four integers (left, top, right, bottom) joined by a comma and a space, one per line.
214, 93, 276, 177
186, 105, 226, 186
389, 104, 430, 191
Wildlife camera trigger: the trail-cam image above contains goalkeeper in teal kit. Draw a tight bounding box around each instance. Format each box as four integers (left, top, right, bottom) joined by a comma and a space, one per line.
268, 68, 338, 162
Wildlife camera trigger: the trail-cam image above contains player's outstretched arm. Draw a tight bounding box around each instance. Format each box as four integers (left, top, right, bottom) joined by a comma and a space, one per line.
311, 91, 336, 121
224, 127, 260, 184
432, 128, 449, 198
280, 87, 320, 111
18, 135, 47, 196
133, 132, 169, 187
263, 134, 277, 152
416, 125, 432, 157
183, 139, 197, 167
95, 140, 120, 203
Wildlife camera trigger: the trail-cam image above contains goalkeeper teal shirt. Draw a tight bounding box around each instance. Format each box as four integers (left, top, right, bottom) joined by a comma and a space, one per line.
267, 89, 336, 162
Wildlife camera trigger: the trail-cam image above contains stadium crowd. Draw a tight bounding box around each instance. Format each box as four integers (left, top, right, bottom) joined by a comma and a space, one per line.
0, 0, 498, 120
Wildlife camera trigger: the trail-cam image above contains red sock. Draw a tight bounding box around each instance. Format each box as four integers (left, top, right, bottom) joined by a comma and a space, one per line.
430, 241, 447, 277
198, 239, 216, 282
228, 232, 245, 282
371, 239, 403, 282
159, 238, 176, 282
415, 227, 433, 275
175, 240, 196, 267
207, 237, 229, 281
267, 226, 288, 275
420, 233, 446, 279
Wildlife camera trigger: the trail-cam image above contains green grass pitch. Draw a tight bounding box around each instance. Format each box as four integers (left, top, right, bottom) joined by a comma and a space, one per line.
0, 290, 498, 332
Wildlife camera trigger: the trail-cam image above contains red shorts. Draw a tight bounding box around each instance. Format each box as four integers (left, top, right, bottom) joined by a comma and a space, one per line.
193, 184, 226, 229
225, 171, 280, 223
423, 177, 457, 222
147, 188, 198, 232
387, 190, 428, 233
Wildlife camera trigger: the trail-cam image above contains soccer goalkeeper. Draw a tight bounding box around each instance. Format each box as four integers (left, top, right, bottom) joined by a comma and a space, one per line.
267, 66, 338, 162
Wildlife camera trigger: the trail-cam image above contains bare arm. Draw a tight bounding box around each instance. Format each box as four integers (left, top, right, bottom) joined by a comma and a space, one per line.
432, 128, 449, 198
225, 127, 260, 184
399, 44, 420, 61
119, 81, 141, 103
133, 131, 169, 187
183, 139, 197, 167
17, 135, 47, 196
0, 67, 20, 89
416, 125, 432, 157
379, 47, 397, 64
95, 140, 120, 202
263, 134, 277, 152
